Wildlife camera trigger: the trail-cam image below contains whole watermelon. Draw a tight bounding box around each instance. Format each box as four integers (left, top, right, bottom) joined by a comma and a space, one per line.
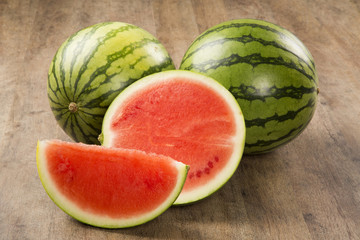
180, 19, 319, 154
48, 22, 175, 144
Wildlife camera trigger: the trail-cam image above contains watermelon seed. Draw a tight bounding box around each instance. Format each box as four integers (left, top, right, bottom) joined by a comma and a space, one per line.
214, 156, 219, 162
208, 161, 214, 168
196, 170, 202, 178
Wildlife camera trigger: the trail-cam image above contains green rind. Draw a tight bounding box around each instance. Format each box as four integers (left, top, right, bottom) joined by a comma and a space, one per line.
179, 19, 319, 154
48, 22, 175, 144
36, 140, 189, 228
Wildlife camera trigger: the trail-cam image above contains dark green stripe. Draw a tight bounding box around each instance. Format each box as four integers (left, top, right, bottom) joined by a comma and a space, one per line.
72, 114, 91, 143
49, 55, 70, 103
70, 24, 139, 100
183, 53, 315, 83
246, 124, 304, 149
47, 91, 64, 107
78, 109, 106, 118
193, 22, 282, 44
245, 98, 315, 128
181, 35, 315, 77
50, 106, 68, 114
77, 37, 162, 100
229, 84, 317, 102
76, 112, 100, 135
50, 23, 115, 103
52, 109, 82, 143
82, 87, 123, 108
81, 59, 174, 108
58, 38, 77, 102
47, 78, 59, 101
53, 111, 73, 139
129, 55, 147, 68
69, 114, 81, 142
67, 24, 111, 96
136, 57, 174, 76
189, 21, 315, 68
52, 105, 101, 143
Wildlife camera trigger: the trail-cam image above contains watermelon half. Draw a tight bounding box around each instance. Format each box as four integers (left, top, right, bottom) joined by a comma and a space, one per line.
101, 70, 246, 205
36, 140, 189, 228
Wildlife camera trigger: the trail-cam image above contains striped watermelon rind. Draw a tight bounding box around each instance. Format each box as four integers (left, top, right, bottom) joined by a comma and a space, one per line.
48, 22, 175, 144
180, 19, 319, 154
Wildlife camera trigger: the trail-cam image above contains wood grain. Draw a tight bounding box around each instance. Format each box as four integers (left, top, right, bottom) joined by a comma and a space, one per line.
1, 0, 360, 239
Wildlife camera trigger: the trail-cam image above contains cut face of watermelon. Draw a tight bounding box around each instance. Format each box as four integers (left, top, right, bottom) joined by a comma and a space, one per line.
101, 70, 246, 205
36, 140, 188, 228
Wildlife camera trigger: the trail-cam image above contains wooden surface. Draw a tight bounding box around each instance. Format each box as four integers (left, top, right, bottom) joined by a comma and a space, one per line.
1, 0, 360, 239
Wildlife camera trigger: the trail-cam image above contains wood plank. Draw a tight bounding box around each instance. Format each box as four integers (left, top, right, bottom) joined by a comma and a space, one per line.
0, 0, 360, 239
152, 0, 200, 68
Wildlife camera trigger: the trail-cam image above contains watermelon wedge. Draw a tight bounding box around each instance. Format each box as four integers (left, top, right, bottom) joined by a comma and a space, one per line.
36, 140, 189, 228
101, 70, 246, 205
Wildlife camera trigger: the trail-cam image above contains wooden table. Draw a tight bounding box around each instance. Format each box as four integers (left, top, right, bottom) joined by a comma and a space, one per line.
1, 0, 359, 239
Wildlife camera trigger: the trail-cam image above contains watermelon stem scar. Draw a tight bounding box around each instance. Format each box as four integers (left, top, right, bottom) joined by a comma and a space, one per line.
68, 102, 78, 113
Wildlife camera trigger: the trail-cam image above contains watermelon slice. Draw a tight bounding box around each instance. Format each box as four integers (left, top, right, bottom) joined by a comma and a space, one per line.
101, 70, 246, 205
36, 140, 189, 228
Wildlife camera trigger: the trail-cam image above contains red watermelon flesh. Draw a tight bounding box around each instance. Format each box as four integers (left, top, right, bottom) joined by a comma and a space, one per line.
36, 140, 188, 228
101, 70, 246, 204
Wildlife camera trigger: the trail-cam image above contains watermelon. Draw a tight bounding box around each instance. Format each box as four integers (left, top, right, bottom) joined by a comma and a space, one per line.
47, 22, 175, 145
179, 19, 319, 154
36, 140, 188, 228
100, 70, 246, 205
